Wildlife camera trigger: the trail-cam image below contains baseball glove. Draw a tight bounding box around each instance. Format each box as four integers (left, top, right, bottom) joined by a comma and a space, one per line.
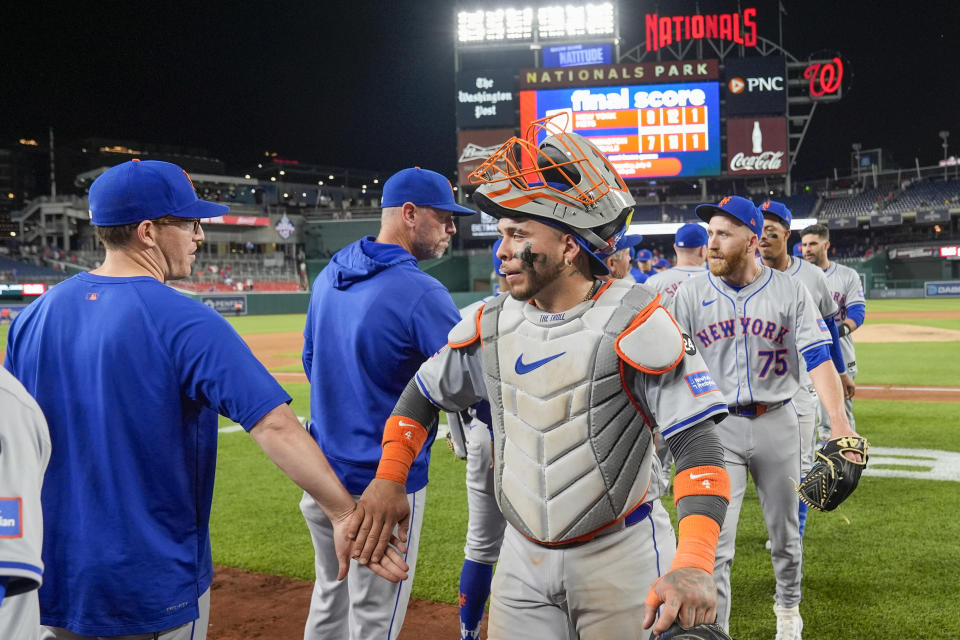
653, 622, 736, 639
796, 435, 869, 511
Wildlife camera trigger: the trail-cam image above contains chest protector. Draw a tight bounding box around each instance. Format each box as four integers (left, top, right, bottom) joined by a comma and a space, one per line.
479, 280, 672, 544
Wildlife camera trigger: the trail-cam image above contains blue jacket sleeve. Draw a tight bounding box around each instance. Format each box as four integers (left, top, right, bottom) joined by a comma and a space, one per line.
302, 303, 314, 382
824, 317, 847, 373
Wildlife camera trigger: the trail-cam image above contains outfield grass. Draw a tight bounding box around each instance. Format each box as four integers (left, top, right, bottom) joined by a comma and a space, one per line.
864, 317, 960, 331
855, 342, 960, 386
210, 398, 960, 638
225, 313, 306, 334
865, 298, 960, 312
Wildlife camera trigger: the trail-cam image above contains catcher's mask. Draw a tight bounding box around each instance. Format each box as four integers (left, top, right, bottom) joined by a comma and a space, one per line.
469, 114, 636, 276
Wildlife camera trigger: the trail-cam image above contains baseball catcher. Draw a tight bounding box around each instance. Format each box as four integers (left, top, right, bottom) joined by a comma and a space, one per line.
654, 622, 736, 639
796, 436, 869, 511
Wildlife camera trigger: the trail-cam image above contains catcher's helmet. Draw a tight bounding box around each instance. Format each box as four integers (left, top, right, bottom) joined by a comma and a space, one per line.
469, 115, 636, 275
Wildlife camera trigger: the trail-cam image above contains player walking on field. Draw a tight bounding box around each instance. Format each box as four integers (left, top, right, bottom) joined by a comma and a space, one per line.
670, 196, 863, 640
801, 223, 866, 435
349, 120, 733, 639
3, 160, 406, 640
644, 222, 709, 302
300, 167, 474, 640
758, 201, 852, 539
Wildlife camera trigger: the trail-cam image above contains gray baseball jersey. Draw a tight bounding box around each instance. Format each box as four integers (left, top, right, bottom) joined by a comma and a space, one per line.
823, 261, 866, 367
776, 257, 839, 415
671, 265, 831, 629
0, 368, 51, 640
643, 266, 708, 301
671, 266, 832, 405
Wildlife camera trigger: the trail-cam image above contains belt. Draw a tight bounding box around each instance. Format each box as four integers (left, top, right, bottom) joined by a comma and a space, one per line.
727, 400, 787, 418
531, 502, 653, 548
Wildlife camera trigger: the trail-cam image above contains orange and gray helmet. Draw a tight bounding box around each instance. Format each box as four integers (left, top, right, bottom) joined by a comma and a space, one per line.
468, 115, 636, 275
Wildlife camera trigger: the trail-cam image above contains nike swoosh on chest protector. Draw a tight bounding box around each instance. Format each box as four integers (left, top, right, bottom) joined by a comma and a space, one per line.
514, 352, 566, 375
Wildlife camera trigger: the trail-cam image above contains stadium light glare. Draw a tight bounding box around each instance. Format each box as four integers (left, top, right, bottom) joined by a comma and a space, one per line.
504, 8, 533, 39
458, 10, 485, 42
244, 174, 251, 179
270, 177, 276, 182
279, 170, 286, 176
328, 175, 334, 180
373, 178, 379, 184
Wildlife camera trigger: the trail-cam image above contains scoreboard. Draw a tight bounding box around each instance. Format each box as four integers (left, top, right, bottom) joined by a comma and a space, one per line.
519, 81, 721, 179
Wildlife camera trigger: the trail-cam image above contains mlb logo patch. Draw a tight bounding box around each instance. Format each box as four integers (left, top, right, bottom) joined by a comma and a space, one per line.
86, 292, 98, 301
686, 371, 720, 397
816, 318, 828, 332
0, 497, 22, 538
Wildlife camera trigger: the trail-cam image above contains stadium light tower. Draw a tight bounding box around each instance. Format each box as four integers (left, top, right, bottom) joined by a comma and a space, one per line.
852, 142, 862, 184
939, 130, 949, 180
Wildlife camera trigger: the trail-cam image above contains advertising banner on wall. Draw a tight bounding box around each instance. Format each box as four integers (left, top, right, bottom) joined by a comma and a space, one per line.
202, 296, 247, 315
925, 281, 960, 297
826, 217, 857, 230
456, 69, 516, 128
457, 128, 515, 185
870, 213, 903, 227
916, 209, 950, 223
542, 43, 613, 67
725, 117, 787, 175
723, 55, 786, 115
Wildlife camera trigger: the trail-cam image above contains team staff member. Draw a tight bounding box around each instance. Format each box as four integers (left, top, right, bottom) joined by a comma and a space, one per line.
758, 201, 850, 538
301, 167, 473, 640
801, 223, 866, 433
671, 196, 861, 640
4, 160, 407, 640
645, 222, 709, 302
631, 248, 654, 283
0, 368, 50, 640
350, 123, 731, 639
604, 234, 643, 280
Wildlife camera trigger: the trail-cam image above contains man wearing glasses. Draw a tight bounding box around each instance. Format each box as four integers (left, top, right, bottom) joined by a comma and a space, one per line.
3, 159, 407, 640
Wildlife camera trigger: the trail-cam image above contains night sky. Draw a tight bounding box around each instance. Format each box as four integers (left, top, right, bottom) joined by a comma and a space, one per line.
2, 1, 957, 180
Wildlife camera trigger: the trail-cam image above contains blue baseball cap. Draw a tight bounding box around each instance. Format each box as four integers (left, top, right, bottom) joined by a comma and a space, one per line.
675, 222, 708, 248
381, 167, 475, 215
793, 242, 803, 257
654, 258, 671, 269
615, 233, 644, 252
696, 195, 762, 237
760, 200, 792, 228
492, 238, 504, 276
635, 249, 653, 262
89, 159, 228, 226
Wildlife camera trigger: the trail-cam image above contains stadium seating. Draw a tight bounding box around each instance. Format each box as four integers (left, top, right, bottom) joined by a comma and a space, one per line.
0, 256, 69, 278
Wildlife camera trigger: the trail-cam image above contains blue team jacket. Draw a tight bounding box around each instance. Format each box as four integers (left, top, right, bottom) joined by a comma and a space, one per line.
302, 237, 460, 494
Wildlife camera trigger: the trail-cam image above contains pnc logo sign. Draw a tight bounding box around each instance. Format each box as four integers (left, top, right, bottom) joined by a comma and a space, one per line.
728, 76, 783, 94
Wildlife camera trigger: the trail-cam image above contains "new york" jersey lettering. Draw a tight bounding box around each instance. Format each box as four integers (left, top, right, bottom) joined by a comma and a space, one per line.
695, 317, 790, 348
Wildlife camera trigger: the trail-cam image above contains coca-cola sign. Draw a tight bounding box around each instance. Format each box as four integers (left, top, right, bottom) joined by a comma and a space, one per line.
725, 117, 787, 175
